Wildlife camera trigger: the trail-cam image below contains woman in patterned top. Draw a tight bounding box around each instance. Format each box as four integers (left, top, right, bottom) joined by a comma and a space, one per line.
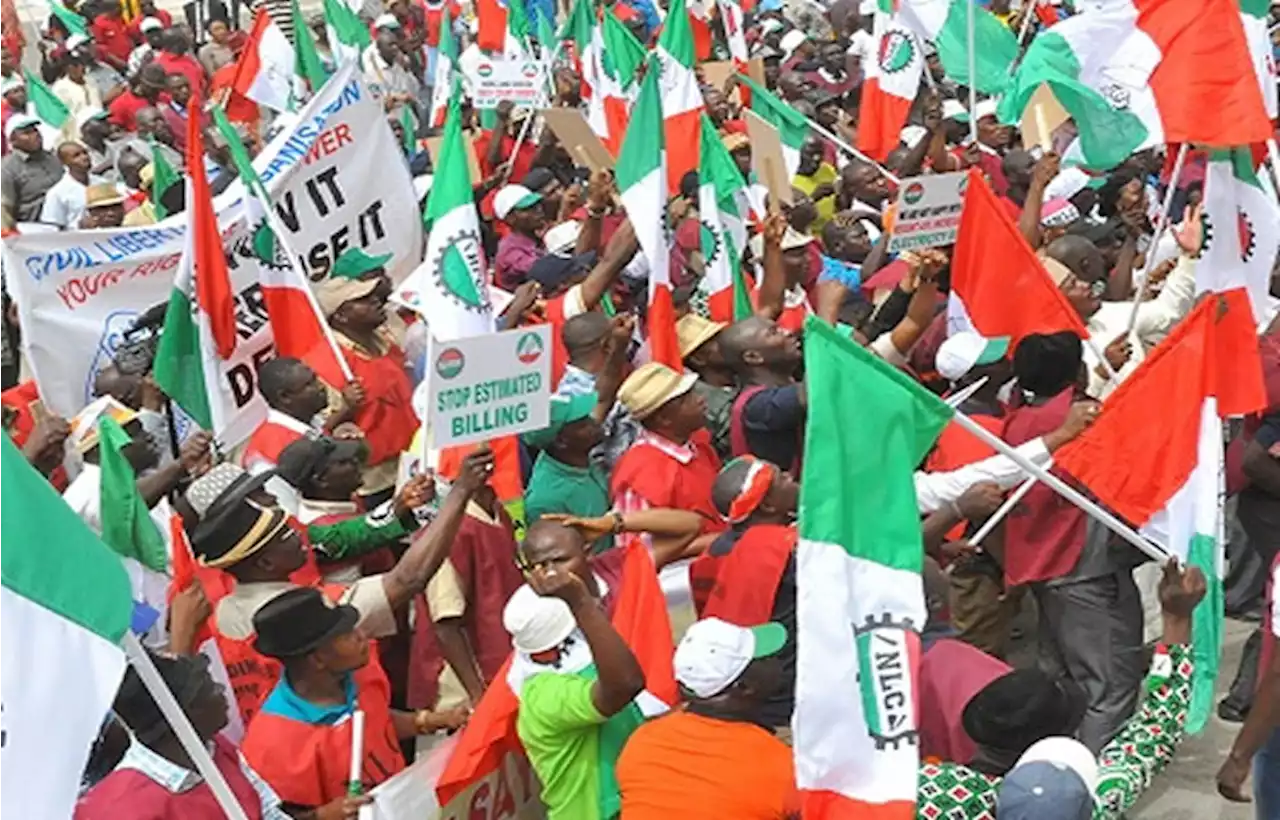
916, 561, 1206, 820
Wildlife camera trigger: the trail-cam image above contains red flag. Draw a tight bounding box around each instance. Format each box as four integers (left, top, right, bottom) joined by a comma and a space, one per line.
949, 168, 1089, 345
1054, 290, 1265, 525
476, 0, 507, 51
165, 512, 233, 646
186, 94, 237, 359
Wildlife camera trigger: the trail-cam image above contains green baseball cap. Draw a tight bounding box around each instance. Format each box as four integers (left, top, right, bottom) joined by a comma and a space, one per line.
331, 248, 393, 280
523, 391, 598, 449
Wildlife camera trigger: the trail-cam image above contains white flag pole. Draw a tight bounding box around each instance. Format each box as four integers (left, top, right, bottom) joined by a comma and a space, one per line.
348, 709, 366, 793
967, 0, 978, 144
1015, 0, 1040, 47
1125, 141, 1189, 333
806, 118, 903, 184
943, 376, 989, 408
968, 475, 1036, 549
122, 633, 251, 820
948, 410, 1170, 562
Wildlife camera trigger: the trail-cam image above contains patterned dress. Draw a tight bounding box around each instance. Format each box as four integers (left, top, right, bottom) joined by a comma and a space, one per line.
915, 644, 1194, 820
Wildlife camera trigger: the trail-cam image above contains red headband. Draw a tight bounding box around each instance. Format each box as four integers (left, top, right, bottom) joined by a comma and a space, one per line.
724, 457, 778, 524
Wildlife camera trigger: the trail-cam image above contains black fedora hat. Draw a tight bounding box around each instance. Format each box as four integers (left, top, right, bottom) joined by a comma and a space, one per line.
275, 435, 369, 492
962, 668, 1088, 754
191, 498, 292, 570
252, 587, 360, 659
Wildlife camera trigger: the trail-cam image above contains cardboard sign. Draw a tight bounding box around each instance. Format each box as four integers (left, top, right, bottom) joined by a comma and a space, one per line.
1020, 83, 1070, 153
427, 326, 552, 448
887, 171, 969, 253
426, 132, 483, 181
743, 109, 793, 207
539, 107, 615, 171
700, 60, 737, 93
471, 57, 549, 109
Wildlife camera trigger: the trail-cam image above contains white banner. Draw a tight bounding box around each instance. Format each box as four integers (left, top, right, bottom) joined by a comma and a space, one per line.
2, 67, 425, 443
254, 61, 424, 284
365, 736, 542, 820
470, 57, 550, 110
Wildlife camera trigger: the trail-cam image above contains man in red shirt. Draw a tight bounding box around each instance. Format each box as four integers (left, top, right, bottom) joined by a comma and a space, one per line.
153, 27, 206, 97
126, 0, 173, 41
89, 2, 134, 72
241, 357, 329, 473
108, 63, 166, 131
612, 362, 724, 532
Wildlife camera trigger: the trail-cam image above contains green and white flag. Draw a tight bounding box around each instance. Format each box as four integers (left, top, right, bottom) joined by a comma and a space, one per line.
324, 0, 371, 64
291, 0, 329, 91
23, 68, 69, 129
47, 0, 87, 36
2, 435, 134, 820
898, 0, 1018, 94
99, 416, 169, 572
393, 87, 493, 341
428, 2, 457, 127
737, 74, 809, 176
1200, 147, 1280, 325
150, 138, 181, 220
794, 317, 951, 814
696, 114, 752, 323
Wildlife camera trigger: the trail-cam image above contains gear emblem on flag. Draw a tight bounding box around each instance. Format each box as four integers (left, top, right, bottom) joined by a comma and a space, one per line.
852, 612, 921, 751
432, 229, 492, 314
699, 220, 722, 267
1099, 82, 1132, 111
1236, 207, 1257, 263
876, 31, 916, 75
246, 219, 290, 272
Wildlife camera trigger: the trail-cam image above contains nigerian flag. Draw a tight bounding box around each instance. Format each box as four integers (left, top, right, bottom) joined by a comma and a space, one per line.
150, 138, 181, 219
324, 0, 370, 63
393, 86, 493, 341
696, 115, 752, 323
2, 435, 134, 820
428, 2, 457, 127
1200, 146, 1280, 325
898, 0, 1018, 94
794, 317, 951, 815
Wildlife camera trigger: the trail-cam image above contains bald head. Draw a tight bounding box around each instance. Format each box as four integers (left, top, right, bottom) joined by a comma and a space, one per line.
561, 312, 611, 361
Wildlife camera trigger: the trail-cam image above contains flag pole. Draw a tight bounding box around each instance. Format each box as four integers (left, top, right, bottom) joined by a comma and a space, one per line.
967, 475, 1035, 548
1264, 138, 1280, 203
122, 633, 251, 820
807, 118, 902, 184
1124, 141, 1188, 333
1015, 0, 1039, 47
966, 0, 978, 144
948, 409, 1170, 562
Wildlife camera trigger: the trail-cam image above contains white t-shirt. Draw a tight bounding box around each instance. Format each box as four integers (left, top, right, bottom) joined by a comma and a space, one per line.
39, 172, 105, 229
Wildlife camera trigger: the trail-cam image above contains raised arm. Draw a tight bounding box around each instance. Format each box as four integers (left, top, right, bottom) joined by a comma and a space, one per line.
754, 212, 789, 321
578, 218, 638, 310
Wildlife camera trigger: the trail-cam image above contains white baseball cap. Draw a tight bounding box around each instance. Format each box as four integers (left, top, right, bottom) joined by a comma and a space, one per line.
64, 33, 91, 53
493, 184, 544, 221
374, 12, 401, 29
4, 113, 41, 141
139, 16, 164, 31
934, 331, 1010, 381
1015, 737, 1099, 794
543, 220, 582, 255
674, 618, 787, 698
503, 584, 577, 654
942, 99, 970, 123
973, 98, 1000, 122
779, 30, 808, 57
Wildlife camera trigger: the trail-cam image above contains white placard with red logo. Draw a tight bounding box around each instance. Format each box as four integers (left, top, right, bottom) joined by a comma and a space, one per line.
426, 326, 552, 448
470, 58, 550, 109
887, 171, 969, 254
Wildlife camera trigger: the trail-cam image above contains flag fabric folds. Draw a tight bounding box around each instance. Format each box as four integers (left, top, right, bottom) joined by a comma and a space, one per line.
858, 0, 924, 163
1, 435, 133, 820
697, 114, 753, 322
230, 8, 299, 113
23, 67, 69, 128
98, 416, 168, 572
795, 317, 952, 818
1199, 147, 1280, 324
898, 0, 1018, 94
656, 0, 706, 194
948, 169, 1090, 344
1053, 291, 1265, 733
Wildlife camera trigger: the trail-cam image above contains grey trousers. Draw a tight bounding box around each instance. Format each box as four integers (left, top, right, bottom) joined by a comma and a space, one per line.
1033, 569, 1146, 753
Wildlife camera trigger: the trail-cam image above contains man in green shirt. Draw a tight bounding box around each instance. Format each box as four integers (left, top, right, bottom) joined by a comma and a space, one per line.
524, 392, 613, 553
505, 539, 646, 819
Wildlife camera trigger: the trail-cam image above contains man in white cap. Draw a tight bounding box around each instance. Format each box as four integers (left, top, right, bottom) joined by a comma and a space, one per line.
493, 182, 549, 290
2, 113, 63, 222
361, 27, 421, 110
127, 16, 166, 76
51, 49, 104, 139
504, 547, 645, 820
616, 618, 798, 817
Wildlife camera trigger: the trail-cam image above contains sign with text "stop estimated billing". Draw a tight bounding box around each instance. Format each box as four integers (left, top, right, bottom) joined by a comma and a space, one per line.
428, 326, 553, 448
887, 171, 969, 254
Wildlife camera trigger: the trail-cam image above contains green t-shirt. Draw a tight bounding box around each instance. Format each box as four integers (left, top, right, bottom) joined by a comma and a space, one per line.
516, 673, 607, 820
524, 452, 613, 553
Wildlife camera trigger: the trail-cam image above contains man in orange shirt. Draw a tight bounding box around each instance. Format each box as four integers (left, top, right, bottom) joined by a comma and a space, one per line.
616, 618, 799, 819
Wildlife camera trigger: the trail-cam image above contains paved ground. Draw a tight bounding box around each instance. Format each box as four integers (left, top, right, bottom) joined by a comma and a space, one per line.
1129, 616, 1256, 820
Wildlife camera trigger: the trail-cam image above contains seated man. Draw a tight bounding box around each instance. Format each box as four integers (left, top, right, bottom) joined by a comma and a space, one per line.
616, 619, 799, 819
242, 588, 467, 814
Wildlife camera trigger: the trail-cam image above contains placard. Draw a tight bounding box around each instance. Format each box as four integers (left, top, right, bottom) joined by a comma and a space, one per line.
887, 171, 969, 253
539, 107, 615, 171
471, 57, 549, 109
743, 109, 793, 207
1020, 83, 1070, 153
427, 326, 552, 448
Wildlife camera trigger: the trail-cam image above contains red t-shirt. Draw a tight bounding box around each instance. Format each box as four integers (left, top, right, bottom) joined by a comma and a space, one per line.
90, 14, 134, 64
126, 8, 173, 41
108, 88, 152, 131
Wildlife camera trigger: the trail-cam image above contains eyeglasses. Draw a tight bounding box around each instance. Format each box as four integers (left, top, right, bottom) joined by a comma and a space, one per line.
1087, 280, 1107, 298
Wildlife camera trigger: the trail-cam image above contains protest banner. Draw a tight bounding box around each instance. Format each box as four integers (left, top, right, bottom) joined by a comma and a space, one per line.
470, 57, 550, 109
743, 110, 793, 207
254, 62, 424, 284
2, 216, 278, 445
366, 736, 542, 820
887, 171, 969, 253
427, 326, 552, 449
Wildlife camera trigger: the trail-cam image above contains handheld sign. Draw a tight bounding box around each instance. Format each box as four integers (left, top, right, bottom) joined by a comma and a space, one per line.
743, 109, 793, 207
425, 133, 482, 182
887, 171, 968, 253
1020, 83, 1069, 154
428, 326, 553, 448
471, 58, 549, 109
539, 108, 615, 172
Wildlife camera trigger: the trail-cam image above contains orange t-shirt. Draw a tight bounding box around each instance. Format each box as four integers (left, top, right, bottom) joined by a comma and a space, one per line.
616, 710, 798, 819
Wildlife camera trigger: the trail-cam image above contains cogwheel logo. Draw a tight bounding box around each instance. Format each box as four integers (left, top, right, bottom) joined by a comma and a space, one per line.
853, 612, 921, 750
699, 219, 722, 267
522, 63, 540, 79
877, 31, 915, 75
432, 229, 491, 314
1100, 82, 1131, 111
516, 332, 544, 364
250, 220, 289, 271
436, 347, 465, 379
1236, 207, 1257, 263
902, 181, 925, 205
